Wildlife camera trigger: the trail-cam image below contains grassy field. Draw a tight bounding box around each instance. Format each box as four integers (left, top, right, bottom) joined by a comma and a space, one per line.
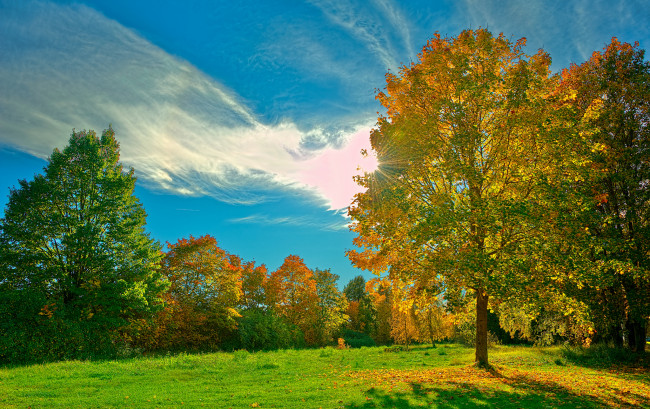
0, 344, 648, 408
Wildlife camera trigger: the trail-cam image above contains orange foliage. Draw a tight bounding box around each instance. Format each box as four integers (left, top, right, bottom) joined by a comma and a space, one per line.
148, 235, 242, 350
265, 255, 320, 345
240, 261, 268, 311
346, 301, 361, 329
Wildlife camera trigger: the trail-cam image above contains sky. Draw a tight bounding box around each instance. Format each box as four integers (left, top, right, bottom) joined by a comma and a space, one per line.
1, 0, 649, 287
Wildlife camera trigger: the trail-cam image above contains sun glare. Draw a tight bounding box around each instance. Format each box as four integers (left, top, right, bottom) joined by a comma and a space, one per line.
360, 148, 379, 174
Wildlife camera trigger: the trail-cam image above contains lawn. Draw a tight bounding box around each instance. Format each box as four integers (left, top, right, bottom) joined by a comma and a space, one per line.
0, 344, 648, 408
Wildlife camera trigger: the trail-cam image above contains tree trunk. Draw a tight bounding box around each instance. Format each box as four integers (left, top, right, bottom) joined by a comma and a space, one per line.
635, 323, 647, 353
475, 289, 489, 367
627, 320, 647, 353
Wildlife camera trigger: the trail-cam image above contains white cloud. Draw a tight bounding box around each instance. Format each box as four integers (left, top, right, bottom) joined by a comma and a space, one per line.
0, 1, 374, 210
293, 127, 378, 210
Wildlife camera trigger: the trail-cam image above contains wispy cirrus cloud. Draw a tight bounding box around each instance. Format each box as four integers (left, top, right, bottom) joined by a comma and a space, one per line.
227, 213, 349, 232
458, 0, 650, 70
372, 0, 416, 59
307, 0, 412, 71
0, 1, 376, 210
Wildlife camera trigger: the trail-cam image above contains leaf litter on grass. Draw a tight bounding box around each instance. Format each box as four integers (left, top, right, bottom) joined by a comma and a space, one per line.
341, 362, 650, 408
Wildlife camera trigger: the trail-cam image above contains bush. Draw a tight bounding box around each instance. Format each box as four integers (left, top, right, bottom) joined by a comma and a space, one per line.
561, 343, 649, 368
341, 329, 376, 348
237, 310, 305, 351
0, 292, 127, 364
453, 319, 500, 348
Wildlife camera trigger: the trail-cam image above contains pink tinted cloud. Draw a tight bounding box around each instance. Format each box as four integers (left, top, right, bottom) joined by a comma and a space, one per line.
297, 128, 378, 210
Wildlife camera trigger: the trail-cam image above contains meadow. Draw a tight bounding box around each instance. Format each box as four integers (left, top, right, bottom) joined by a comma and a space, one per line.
0, 344, 648, 408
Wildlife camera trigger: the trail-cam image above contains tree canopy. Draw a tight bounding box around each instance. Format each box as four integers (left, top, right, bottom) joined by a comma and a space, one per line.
349, 29, 561, 366
0, 127, 166, 362
558, 39, 650, 351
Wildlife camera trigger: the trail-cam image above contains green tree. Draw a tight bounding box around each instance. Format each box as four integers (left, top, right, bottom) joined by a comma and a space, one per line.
349, 29, 555, 366
343, 275, 376, 334
559, 39, 650, 351
313, 268, 348, 345
0, 127, 166, 362
343, 275, 367, 302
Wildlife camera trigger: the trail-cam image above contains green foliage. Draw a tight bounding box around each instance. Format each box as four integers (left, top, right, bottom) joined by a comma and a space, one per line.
561, 343, 649, 369
313, 268, 349, 346
0, 127, 166, 363
341, 329, 376, 348
343, 275, 367, 302
237, 310, 305, 351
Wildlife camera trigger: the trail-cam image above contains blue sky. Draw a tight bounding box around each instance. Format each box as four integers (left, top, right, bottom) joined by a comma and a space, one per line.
1, 0, 649, 287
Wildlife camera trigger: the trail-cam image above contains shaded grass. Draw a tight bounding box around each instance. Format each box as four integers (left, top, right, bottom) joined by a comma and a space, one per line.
559, 343, 650, 370
0, 344, 647, 408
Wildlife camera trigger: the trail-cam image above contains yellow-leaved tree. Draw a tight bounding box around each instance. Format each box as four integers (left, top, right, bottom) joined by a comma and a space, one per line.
156, 235, 241, 350
349, 29, 556, 366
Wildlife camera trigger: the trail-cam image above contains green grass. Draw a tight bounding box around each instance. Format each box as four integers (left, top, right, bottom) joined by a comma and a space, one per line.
0, 344, 648, 408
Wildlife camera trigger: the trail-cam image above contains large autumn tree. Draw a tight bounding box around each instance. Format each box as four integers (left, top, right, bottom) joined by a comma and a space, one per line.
349, 29, 555, 366
0, 127, 166, 362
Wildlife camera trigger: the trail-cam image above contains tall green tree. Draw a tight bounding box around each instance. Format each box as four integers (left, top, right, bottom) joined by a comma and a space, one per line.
559, 39, 650, 351
343, 275, 376, 334
313, 268, 348, 345
349, 29, 555, 366
343, 275, 367, 302
0, 127, 166, 362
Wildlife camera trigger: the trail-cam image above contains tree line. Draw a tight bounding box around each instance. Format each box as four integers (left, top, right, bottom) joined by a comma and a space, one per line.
1, 29, 648, 366
0, 128, 448, 363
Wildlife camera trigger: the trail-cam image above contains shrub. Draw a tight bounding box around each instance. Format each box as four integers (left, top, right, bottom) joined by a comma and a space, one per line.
341, 329, 376, 348
237, 310, 305, 351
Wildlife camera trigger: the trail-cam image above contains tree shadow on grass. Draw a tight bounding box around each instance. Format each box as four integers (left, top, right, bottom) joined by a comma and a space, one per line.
343, 365, 649, 408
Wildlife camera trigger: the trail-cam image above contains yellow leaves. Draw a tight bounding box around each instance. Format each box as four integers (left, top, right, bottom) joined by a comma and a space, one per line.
562, 89, 578, 102
343, 361, 650, 408
226, 307, 242, 318
583, 98, 604, 122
